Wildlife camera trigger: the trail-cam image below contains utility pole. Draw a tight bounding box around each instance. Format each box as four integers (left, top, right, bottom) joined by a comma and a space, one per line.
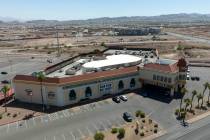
55, 26, 61, 57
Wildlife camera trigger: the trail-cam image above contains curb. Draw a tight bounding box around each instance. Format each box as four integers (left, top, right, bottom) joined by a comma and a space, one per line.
142, 130, 167, 140
187, 110, 210, 124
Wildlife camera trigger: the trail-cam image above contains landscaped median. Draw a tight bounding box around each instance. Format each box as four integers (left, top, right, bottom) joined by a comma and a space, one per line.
85, 110, 165, 140
174, 82, 210, 124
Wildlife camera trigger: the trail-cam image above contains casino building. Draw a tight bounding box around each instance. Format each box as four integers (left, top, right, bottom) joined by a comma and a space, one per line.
13, 47, 187, 107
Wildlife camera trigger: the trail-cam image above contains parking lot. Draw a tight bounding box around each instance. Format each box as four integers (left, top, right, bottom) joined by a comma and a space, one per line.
0, 93, 155, 140
185, 66, 210, 100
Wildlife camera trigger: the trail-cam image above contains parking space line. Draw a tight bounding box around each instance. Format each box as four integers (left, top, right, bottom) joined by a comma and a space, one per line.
32, 117, 36, 126
106, 119, 112, 127
99, 121, 107, 131
40, 116, 44, 123
92, 123, 99, 131
78, 128, 85, 139
69, 131, 75, 140
6, 124, 9, 133
61, 134, 66, 140
53, 135, 56, 140
16, 121, 19, 129
86, 126, 93, 136
62, 110, 70, 117
25, 120, 28, 128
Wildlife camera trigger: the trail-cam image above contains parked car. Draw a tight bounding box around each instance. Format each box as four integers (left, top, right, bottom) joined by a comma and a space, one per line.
1, 71, 8, 75
195, 76, 200, 81
47, 59, 52, 63
123, 112, 133, 122
141, 91, 148, 97
112, 96, 120, 103
186, 75, 190, 80
1, 80, 10, 84
191, 77, 196, 81
120, 95, 128, 101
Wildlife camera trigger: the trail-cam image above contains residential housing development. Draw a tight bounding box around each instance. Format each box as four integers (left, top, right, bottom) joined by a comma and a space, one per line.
13, 46, 187, 107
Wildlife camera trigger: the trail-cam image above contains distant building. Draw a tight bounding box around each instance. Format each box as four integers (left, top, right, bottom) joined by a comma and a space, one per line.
13, 47, 187, 107
115, 27, 161, 36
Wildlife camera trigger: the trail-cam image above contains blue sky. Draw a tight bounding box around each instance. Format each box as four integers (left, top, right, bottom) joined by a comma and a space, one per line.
0, 0, 210, 20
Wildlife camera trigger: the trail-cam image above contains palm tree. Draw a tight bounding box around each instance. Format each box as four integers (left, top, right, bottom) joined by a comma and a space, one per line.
184, 98, 191, 111
179, 87, 188, 116
190, 90, 197, 111
197, 93, 203, 108
36, 72, 45, 112
201, 82, 209, 107
207, 85, 210, 104
180, 110, 187, 124
1, 85, 10, 112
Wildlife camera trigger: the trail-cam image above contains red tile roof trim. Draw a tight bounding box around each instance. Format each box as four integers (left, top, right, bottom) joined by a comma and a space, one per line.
13, 66, 139, 85
143, 62, 179, 73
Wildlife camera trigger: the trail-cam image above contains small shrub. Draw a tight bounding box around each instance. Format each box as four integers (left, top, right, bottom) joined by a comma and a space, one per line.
13, 113, 17, 118
7, 113, 11, 116
135, 110, 142, 117
175, 109, 180, 116
142, 119, 145, 123
140, 132, 144, 136
111, 128, 118, 134
149, 119, 152, 124
154, 129, 158, 133
94, 132, 104, 140
140, 112, 145, 118
0, 114, 2, 119
154, 124, 158, 128
118, 128, 125, 138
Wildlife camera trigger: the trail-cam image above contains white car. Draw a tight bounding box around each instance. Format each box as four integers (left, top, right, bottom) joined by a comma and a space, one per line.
120, 95, 128, 101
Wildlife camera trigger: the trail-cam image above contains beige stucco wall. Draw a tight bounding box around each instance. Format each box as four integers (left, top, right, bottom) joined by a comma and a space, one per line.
14, 81, 60, 106
62, 75, 141, 106
14, 75, 142, 107
139, 69, 179, 86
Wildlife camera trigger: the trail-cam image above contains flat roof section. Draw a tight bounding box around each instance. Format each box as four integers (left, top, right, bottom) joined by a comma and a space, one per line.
83, 54, 142, 70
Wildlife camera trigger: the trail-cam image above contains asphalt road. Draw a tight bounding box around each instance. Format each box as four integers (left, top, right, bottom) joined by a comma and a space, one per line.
156, 113, 210, 140
166, 32, 210, 45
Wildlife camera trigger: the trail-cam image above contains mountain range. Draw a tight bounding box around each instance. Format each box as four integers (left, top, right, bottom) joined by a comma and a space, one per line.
1, 13, 210, 25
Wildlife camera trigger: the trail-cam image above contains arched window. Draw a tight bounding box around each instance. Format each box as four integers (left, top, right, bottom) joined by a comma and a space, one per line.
69, 90, 76, 100
85, 87, 92, 97
118, 80, 124, 90
130, 78, 136, 88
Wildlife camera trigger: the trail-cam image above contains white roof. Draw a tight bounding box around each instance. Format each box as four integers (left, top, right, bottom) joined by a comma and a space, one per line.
83, 54, 142, 69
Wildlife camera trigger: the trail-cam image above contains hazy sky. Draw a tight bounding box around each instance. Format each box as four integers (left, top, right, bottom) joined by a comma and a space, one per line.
0, 0, 210, 20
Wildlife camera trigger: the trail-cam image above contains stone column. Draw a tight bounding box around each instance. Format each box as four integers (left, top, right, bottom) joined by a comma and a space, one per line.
170, 88, 174, 97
